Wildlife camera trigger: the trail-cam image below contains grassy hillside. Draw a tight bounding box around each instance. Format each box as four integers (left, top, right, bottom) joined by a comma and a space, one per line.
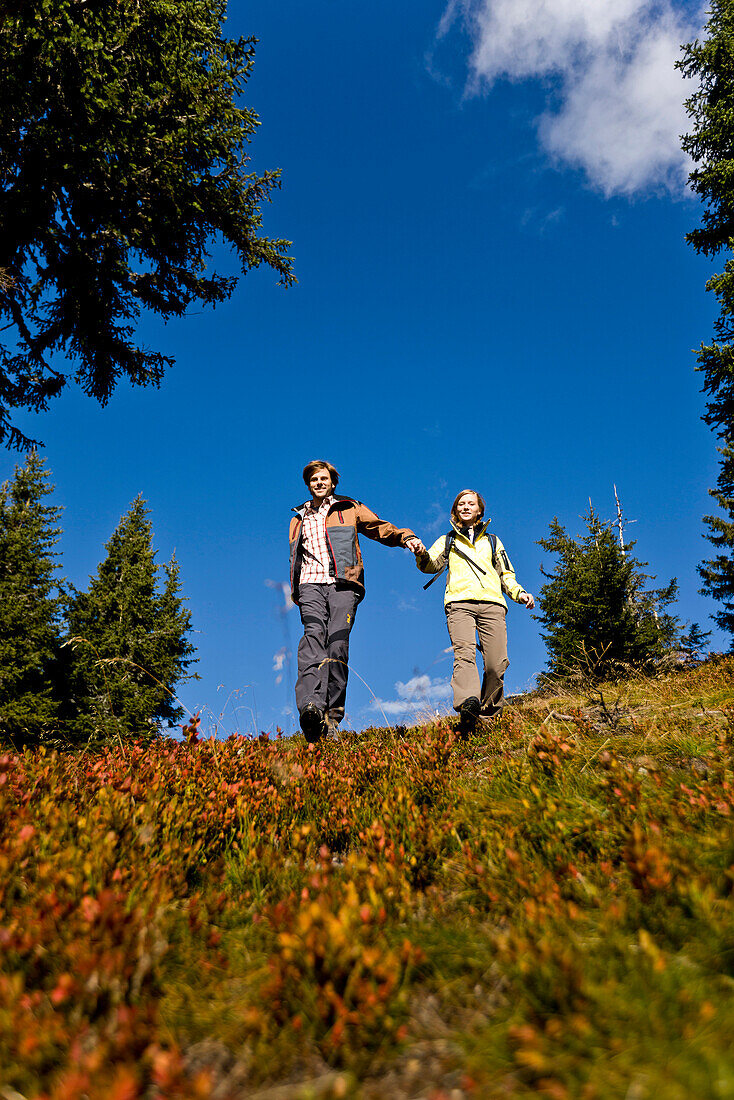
1, 658, 733, 1099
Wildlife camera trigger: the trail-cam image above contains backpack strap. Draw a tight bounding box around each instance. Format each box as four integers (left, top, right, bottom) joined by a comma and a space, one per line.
422, 531, 455, 590
423, 529, 494, 590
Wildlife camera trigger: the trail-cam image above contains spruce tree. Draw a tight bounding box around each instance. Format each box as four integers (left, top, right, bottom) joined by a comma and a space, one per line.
537, 509, 679, 681
65, 496, 196, 742
698, 442, 734, 638
0, 452, 63, 744
1, 0, 293, 449
679, 5, 734, 646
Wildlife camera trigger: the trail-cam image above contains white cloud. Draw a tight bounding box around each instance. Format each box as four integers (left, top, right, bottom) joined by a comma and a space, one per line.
371, 674, 452, 718
265, 579, 294, 612
272, 646, 291, 685
439, 0, 703, 196
397, 674, 450, 701
520, 204, 566, 231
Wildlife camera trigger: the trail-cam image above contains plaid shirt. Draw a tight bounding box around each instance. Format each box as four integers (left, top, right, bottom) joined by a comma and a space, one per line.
299, 496, 335, 585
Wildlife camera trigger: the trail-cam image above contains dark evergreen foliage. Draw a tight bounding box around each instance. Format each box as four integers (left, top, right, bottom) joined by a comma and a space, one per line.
679, 3, 734, 646
536, 509, 679, 680
0, 452, 63, 744
698, 442, 734, 638
678, 621, 713, 661
64, 496, 196, 743
0, 0, 294, 449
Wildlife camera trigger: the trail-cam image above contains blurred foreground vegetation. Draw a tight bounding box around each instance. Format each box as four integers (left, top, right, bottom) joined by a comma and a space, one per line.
2, 658, 733, 1099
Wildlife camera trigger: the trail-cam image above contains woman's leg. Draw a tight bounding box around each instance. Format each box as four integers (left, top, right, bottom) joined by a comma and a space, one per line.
475, 603, 509, 717
445, 602, 482, 711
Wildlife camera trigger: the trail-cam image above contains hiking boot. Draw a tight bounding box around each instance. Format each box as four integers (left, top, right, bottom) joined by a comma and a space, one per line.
458, 696, 481, 738
299, 702, 326, 744
326, 721, 341, 743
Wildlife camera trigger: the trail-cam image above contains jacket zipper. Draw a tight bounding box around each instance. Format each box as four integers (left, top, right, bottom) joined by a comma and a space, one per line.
326, 501, 339, 576
454, 533, 491, 585
325, 528, 338, 577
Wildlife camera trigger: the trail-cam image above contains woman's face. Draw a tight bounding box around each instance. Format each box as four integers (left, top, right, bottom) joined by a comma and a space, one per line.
456, 492, 481, 525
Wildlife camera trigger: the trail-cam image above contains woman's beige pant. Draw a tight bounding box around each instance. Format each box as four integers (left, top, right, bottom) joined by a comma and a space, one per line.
445, 601, 509, 716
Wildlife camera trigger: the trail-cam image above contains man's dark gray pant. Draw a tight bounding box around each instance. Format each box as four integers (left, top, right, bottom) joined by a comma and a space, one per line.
295, 584, 359, 723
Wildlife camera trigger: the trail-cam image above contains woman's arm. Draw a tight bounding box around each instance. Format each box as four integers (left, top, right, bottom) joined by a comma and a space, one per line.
415, 536, 446, 575
495, 537, 534, 607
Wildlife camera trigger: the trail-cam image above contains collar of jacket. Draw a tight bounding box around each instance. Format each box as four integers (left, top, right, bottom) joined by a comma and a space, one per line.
451, 518, 491, 541
292, 494, 357, 519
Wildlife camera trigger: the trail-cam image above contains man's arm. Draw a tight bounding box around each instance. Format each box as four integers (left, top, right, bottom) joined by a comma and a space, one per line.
355, 502, 417, 548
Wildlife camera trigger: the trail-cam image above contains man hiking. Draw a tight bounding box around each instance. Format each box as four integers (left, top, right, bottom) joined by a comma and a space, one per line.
289, 460, 423, 742
414, 488, 534, 737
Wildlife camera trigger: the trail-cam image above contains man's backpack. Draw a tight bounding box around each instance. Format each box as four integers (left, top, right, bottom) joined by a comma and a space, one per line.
423, 530, 499, 591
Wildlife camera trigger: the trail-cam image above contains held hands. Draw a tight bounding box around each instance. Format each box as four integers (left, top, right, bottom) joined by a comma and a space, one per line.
405, 536, 426, 555
520, 592, 535, 610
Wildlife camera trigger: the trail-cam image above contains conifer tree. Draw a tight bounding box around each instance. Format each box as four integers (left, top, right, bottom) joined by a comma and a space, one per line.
698, 442, 734, 638
0, 452, 63, 744
537, 509, 679, 681
679, 4, 734, 646
65, 496, 196, 742
0, 0, 294, 449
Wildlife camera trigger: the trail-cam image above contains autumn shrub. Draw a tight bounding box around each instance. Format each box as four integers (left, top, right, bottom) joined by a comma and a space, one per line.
259, 847, 421, 1070
1, 659, 733, 1098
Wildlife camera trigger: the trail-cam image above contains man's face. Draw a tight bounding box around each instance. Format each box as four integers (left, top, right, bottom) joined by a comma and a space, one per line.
309, 468, 333, 502
456, 493, 481, 525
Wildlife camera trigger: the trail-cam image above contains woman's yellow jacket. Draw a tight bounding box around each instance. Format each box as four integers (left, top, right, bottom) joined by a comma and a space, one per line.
416, 521, 527, 609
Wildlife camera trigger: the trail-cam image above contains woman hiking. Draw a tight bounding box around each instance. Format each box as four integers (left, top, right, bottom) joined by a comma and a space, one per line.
414, 489, 534, 736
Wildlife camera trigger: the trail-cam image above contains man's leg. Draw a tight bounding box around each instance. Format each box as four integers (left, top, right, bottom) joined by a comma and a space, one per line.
476, 603, 509, 717
295, 584, 330, 716
323, 587, 359, 726
445, 602, 482, 710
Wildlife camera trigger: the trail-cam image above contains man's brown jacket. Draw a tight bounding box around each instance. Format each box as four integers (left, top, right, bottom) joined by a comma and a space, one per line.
289, 495, 415, 605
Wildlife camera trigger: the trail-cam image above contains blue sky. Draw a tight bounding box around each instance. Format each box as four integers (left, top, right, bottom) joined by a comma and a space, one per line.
4, 0, 726, 733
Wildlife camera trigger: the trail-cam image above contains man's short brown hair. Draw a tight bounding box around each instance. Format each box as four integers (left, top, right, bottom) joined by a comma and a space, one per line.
302, 460, 340, 488
450, 489, 486, 525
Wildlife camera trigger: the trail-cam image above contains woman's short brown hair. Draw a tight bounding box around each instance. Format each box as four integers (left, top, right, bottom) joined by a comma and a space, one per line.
302, 460, 340, 489
450, 489, 486, 525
